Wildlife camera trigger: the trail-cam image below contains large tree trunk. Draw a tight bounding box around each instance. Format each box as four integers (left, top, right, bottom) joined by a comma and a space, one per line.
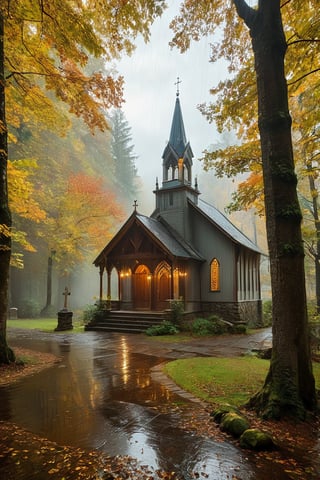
0, 10, 14, 364
41, 251, 56, 316
233, 0, 317, 418
307, 165, 320, 313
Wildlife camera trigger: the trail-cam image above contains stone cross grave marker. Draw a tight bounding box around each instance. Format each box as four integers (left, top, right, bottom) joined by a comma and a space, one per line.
62, 286, 71, 310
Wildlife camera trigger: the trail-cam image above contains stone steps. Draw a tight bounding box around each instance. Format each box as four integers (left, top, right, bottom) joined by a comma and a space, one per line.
85, 310, 166, 334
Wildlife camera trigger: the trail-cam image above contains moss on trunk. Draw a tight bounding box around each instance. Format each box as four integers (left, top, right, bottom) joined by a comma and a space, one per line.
247, 355, 316, 420
0, 333, 15, 364
233, 0, 317, 419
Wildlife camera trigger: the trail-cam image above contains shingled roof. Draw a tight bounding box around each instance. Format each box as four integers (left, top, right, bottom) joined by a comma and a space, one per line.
137, 214, 204, 261
191, 198, 262, 254
93, 211, 204, 266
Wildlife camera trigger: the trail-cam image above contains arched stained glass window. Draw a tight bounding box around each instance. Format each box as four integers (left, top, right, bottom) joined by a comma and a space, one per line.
210, 258, 220, 291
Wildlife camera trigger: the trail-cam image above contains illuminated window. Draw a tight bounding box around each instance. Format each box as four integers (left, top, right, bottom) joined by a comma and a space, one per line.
210, 258, 220, 291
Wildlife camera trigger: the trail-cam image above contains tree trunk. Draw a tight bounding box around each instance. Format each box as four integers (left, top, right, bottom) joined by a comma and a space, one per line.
233, 0, 317, 418
307, 164, 320, 314
41, 251, 56, 316
0, 11, 14, 364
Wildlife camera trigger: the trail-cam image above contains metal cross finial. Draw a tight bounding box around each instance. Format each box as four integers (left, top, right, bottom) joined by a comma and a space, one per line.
175, 76, 182, 96
133, 200, 138, 211
62, 286, 71, 310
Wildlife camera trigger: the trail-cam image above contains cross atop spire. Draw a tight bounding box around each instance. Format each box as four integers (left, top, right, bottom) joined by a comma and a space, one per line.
174, 76, 182, 97
133, 200, 138, 211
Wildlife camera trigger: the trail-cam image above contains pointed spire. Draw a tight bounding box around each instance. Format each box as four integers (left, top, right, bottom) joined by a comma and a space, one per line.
161, 81, 194, 186
168, 93, 187, 157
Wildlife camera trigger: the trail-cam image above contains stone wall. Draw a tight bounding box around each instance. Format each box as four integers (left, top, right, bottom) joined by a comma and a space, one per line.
200, 300, 262, 326
238, 300, 263, 327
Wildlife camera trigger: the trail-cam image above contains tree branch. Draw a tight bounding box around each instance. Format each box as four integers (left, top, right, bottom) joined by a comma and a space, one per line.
232, 0, 257, 29
287, 68, 320, 85
288, 38, 320, 46
281, 0, 293, 8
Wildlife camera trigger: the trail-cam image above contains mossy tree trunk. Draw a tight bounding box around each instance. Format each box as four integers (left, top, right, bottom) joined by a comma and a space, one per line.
233, 0, 317, 418
307, 165, 320, 314
0, 10, 14, 364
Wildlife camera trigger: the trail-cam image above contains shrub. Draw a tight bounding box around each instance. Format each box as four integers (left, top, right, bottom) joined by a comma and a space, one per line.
82, 305, 97, 324
145, 321, 179, 336
191, 315, 229, 336
18, 299, 41, 318
168, 299, 184, 325
232, 323, 247, 334
308, 302, 320, 324
191, 318, 215, 336
262, 300, 272, 326
82, 304, 106, 325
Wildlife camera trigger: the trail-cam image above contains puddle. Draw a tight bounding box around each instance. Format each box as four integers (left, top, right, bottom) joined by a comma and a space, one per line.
1, 329, 319, 479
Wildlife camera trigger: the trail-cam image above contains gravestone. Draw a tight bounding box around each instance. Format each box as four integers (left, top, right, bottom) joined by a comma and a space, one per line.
9, 307, 18, 319
55, 287, 73, 331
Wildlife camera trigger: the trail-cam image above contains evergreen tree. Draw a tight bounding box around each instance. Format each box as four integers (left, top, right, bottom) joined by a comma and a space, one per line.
110, 109, 139, 204
0, 0, 165, 364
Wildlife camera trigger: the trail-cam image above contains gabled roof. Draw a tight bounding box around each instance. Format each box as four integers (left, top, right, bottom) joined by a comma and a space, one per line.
94, 211, 204, 266
190, 198, 262, 254
138, 214, 204, 261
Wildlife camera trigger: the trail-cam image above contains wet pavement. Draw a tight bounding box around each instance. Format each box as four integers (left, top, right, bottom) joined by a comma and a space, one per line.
1, 327, 319, 479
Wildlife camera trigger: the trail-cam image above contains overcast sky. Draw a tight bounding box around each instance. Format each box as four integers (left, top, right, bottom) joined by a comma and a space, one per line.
115, 1, 229, 213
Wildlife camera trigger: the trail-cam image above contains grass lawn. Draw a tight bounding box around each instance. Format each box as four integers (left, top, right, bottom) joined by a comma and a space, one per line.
147, 333, 194, 343
164, 356, 320, 406
7, 318, 85, 333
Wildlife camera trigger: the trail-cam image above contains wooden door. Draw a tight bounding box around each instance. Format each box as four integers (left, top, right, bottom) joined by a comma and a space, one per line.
133, 265, 151, 309
157, 272, 171, 310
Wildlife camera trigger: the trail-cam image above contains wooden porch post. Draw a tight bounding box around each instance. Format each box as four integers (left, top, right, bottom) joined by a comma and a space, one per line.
99, 266, 103, 301
171, 264, 174, 300
107, 270, 111, 299
118, 271, 121, 303
150, 272, 155, 310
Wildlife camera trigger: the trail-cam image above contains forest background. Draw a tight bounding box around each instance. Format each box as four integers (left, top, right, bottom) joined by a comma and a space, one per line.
3, 0, 319, 318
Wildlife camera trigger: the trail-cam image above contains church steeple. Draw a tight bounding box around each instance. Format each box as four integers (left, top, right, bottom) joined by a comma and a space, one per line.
168, 93, 187, 158
162, 82, 194, 186
153, 82, 199, 233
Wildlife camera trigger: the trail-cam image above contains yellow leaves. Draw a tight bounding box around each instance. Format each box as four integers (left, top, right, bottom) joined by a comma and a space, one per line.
4, 0, 166, 132
47, 467, 59, 474
11, 229, 36, 252
8, 159, 46, 223
0, 223, 10, 238
10, 253, 24, 269
172, 0, 319, 231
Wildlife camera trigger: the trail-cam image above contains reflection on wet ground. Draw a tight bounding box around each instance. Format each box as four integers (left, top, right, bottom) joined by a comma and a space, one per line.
1, 328, 319, 479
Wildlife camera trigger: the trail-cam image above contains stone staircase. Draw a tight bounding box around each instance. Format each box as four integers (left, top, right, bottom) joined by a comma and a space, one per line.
84, 310, 166, 334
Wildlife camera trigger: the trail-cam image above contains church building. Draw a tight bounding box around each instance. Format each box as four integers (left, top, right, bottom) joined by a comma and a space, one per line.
92, 90, 262, 327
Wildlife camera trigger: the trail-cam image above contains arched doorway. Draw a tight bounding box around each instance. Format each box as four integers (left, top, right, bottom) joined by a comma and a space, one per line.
110, 267, 119, 300
155, 262, 171, 310
133, 264, 151, 310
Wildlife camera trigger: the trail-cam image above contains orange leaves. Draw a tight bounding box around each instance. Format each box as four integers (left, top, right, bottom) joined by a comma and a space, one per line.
0, 420, 185, 480
45, 172, 125, 270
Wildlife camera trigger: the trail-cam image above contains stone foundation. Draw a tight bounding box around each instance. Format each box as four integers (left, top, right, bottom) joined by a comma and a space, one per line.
200, 300, 262, 326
